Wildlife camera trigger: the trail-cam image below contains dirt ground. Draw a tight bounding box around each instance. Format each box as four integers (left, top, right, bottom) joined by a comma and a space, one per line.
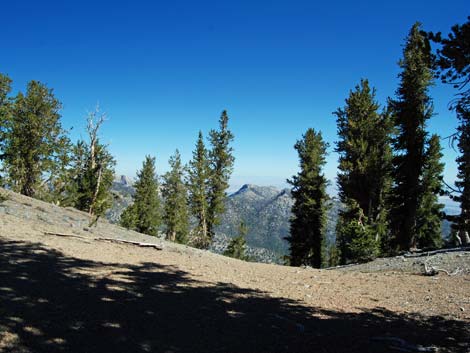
0, 189, 469, 352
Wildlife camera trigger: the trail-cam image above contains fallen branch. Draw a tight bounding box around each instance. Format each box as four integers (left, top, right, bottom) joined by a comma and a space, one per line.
43, 232, 163, 250
371, 336, 438, 352
405, 246, 470, 258
96, 237, 163, 250
423, 254, 462, 276
44, 232, 91, 243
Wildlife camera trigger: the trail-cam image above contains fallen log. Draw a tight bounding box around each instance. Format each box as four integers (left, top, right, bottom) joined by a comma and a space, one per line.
44, 232, 91, 242
96, 237, 163, 250
404, 246, 470, 258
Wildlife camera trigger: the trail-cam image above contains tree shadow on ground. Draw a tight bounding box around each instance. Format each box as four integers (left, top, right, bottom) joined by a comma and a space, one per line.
0, 239, 468, 353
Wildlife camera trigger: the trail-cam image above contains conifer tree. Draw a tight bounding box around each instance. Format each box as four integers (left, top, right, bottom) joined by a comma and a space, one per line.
389, 23, 435, 251
430, 18, 470, 246
451, 105, 470, 244
334, 79, 392, 263
286, 128, 328, 268
188, 131, 211, 248
66, 108, 115, 220
162, 150, 189, 244
0, 73, 12, 181
2, 80, 70, 197
223, 221, 248, 260
120, 155, 161, 236
416, 134, 444, 249
207, 110, 235, 242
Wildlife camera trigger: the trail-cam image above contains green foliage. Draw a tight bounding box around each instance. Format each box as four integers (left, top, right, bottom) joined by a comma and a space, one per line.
429, 16, 470, 110
326, 243, 339, 267
416, 135, 444, 249
0, 73, 13, 179
65, 108, 115, 220
207, 111, 235, 242
389, 23, 435, 251
120, 155, 161, 236
162, 150, 189, 244
286, 128, 328, 268
334, 79, 392, 263
187, 131, 211, 248
450, 106, 470, 240
223, 221, 249, 260
2, 81, 70, 197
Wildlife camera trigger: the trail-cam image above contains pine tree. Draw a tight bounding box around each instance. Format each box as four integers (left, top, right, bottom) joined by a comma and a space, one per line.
207, 110, 235, 242
120, 155, 161, 236
334, 79, 392, 263
416, 134, 444, 249
429, 16, 470, 110
2, 80, 70, 197
451, 106, 470, 244
162, 150, 189, 244
389, 23, 435, 251
223, 221, 248, 260
286, 128, 328, 268
0, 73, 12, 183
187, 131, 210, 248
66, 108, 115, 220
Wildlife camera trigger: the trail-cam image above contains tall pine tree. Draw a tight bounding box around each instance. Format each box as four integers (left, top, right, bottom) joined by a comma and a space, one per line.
334, 79, 392, 263
207, 111, 235, 243
2, 80, 70, 197
287, 128, 328, 268
120, 155, 161, 236
0, 73, 12, 182
162, 150, 189, 244
389, 23, 435, 251
416, 134, 444, 249
187, 131, 211, 248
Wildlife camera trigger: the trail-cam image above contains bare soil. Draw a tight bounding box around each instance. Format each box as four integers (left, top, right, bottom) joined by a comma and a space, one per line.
0, 189, 469, 352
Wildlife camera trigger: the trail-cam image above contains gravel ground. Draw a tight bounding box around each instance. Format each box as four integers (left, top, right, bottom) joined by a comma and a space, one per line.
1, 189, 469, 353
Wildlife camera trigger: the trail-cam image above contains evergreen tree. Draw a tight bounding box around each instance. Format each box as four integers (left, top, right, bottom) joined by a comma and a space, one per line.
207, 110, 235, 242
429, 16, 470, 110
120, 155, 161, 236
334, 79, 392, 263
0, 73, 12, 182
451, 106, 470, 244
2, 80, 70, 197
389, 23, 435, 251
188, 131, 210, 248
66, 108, 115, 220
416, 134, 444, 249
162, 150, 189, 244
223, 221, 248, 260
286, 128, 328, 268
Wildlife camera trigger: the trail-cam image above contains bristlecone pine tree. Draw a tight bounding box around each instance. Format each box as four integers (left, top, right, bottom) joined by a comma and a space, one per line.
430, 17, 470, 246
0, 73, 13, 184
120, 155, 161, 236
2, 80, 70, 198
223, 221, 249, 260
416, 134, 444, 249
451, 105, 470, 245
187, 131, 211, 248
207, 110, 235, 243
389, 23, 436, 251
287, 128, 328, 268
65, 108, 115, 221
162, 150, 189, 244
334, 79, 392, 264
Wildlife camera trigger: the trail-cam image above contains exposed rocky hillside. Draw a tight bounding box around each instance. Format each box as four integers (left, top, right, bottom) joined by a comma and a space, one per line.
0, 187, 469, 353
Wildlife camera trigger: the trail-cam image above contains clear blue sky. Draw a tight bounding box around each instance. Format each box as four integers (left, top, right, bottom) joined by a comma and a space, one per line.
2, 1, 468, 191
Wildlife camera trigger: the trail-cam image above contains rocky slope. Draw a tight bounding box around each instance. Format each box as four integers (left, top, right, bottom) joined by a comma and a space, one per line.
0, 188, 469, 353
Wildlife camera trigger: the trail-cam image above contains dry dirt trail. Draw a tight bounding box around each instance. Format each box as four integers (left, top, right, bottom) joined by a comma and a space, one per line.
0, 189, 469, 353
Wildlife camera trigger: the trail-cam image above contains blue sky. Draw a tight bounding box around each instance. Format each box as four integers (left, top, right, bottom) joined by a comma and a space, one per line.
2, 0, 468, 191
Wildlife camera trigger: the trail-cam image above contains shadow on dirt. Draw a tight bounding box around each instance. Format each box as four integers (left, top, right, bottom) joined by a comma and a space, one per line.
0, 238, 468, 352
